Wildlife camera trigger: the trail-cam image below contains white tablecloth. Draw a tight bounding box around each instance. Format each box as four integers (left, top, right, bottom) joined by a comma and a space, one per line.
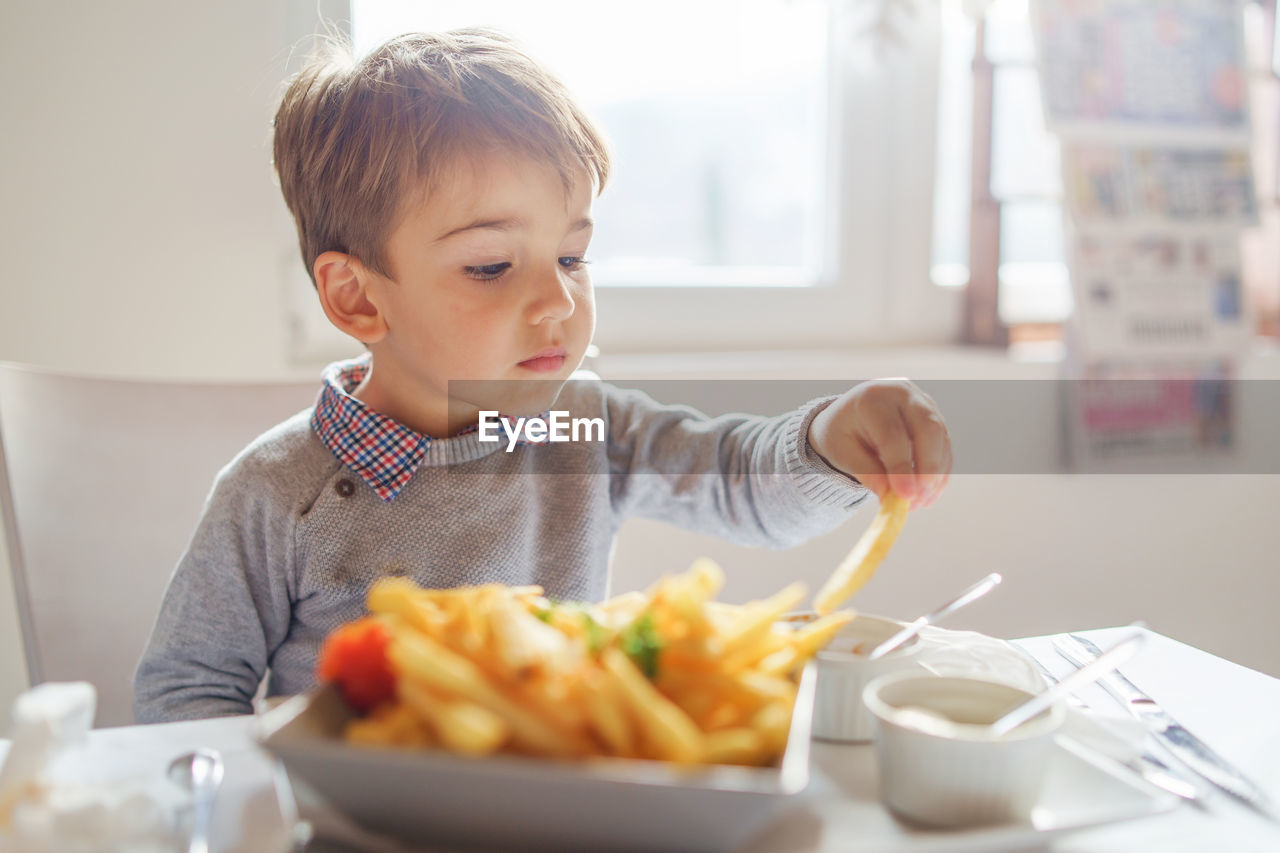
3, 627, 1278, 852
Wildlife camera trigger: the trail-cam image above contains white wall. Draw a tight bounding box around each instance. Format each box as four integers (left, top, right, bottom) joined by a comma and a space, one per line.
0, 0, 349, 382
0, 0, 350, 720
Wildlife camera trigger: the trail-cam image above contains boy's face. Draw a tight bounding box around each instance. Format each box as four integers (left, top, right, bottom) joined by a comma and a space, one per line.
358, 151, 596, 436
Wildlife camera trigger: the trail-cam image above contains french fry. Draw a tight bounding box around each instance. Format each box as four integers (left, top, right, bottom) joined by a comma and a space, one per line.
388, 623, 589, 758
601, 647, 703, 764
719, 583, 806, 653
399, 678, 508, 756
367, 577, 446, 637
703, 728, 768, 765
487, 594, 579, 679
720, 625, 791, 673
813, 491, 910, 613
595, 590, 647, 627
580, 668, 636, 757
789, 611, 856, 656
344, 702, 434, 748
757, 610, 857, 676
751, 700, 793, 757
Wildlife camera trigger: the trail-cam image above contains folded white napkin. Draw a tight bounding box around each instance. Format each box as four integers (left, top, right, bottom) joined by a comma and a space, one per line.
0, 683, 184, 853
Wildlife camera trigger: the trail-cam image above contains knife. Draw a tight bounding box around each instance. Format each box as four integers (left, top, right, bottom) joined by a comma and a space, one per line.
1028, 656, 1204, 804
1055, 632, 1278, 822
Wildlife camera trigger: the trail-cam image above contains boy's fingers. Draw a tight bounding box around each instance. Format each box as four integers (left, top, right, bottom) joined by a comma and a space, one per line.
857, 405, 918, 501
902, 406, 949, 476
902, 404, 951, 507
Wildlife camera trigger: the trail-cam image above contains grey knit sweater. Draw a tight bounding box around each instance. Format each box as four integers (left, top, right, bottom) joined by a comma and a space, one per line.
133, 380, 866, 723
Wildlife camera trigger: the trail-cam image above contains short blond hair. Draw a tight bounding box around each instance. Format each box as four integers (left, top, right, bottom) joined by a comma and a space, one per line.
273, 28, 611, 284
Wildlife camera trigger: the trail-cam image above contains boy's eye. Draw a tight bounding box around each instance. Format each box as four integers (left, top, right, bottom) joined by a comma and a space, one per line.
559, 256, 589, 271
463, 262, 511, 281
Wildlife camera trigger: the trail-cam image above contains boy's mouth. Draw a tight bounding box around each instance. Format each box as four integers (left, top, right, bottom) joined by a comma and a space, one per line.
517, 347, 568, 373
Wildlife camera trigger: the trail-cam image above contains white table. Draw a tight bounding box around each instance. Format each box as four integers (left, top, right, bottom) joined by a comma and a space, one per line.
3, 627, 1278, 852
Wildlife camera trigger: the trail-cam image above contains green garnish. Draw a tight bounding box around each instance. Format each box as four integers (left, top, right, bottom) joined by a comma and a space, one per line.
620, 611, 663, 679
581, 611, 606, 655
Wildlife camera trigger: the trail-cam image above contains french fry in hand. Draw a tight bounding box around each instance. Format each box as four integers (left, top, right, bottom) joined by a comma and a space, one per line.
813, 491, 910, 613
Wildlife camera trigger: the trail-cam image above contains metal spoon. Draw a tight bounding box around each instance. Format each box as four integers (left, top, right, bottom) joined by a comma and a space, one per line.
167, 748, 225, 853
866, 572, 1003, 661
990, 627, 1146, 737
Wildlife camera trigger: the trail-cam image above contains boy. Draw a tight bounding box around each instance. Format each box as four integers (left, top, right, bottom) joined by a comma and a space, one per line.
134, 29, 951, 723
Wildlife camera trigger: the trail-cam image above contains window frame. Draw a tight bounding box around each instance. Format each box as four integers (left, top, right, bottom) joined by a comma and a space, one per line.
593, 3, 960, 352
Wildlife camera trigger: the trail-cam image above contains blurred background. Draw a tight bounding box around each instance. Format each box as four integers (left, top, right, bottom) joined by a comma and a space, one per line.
1, 0, 1277, 719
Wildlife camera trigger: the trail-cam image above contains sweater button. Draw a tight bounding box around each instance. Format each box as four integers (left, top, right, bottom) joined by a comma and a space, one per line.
335, 479, 355, 497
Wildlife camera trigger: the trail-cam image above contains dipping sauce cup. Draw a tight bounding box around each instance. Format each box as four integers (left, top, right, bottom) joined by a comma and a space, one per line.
862, 672, 1066, 828
810, 614, 925, 743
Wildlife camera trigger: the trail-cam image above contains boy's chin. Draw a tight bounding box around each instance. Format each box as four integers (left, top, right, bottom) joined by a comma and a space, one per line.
448, 378, 570, 419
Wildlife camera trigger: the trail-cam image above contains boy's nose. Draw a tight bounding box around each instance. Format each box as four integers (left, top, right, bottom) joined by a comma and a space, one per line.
527, 266, 576, 324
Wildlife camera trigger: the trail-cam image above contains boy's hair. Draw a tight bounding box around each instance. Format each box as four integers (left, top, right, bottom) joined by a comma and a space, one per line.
273, 28, 611, 284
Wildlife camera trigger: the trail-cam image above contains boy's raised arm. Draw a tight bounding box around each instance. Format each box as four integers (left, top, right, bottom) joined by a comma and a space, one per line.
601, 385, 873, 549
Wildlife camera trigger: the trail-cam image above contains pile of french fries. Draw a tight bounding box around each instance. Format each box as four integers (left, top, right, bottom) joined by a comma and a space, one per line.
341, 558, 853, 767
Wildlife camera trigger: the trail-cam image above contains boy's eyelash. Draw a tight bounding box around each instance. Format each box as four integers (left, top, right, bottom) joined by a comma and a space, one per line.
463, 262, 511, 281
463, 258, 591, 281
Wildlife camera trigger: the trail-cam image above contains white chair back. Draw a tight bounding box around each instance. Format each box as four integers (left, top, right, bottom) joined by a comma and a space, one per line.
0, 363, 317, 726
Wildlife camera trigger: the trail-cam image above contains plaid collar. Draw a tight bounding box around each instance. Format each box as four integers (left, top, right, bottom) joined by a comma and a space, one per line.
311, 356, 431, 501
311, 355, 547, 501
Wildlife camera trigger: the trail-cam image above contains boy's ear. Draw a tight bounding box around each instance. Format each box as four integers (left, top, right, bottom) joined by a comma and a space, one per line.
313, 251, 388, 344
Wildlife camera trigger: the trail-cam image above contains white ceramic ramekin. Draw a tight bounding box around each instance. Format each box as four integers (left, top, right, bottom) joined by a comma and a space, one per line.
862, 671, 1066, 828
811, 614, 925, 743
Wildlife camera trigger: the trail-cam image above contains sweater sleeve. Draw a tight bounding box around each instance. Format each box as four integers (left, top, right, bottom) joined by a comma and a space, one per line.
133, 458, 297, 723
603, 385, 870, 547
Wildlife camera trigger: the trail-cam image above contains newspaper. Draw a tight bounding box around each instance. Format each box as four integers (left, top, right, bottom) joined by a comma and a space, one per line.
1061, 144, 1258, 227
1031, 0, 1251, 143
1066, 228, 1250, 358
1059, 357, 1237, 471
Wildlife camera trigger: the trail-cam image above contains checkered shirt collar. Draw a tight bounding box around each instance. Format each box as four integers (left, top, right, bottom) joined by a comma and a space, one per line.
311, 356, 431, 501
311, 355, 550, 501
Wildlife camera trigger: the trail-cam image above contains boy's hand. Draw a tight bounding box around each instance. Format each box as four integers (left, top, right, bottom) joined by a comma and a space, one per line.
807, 380, 952, 508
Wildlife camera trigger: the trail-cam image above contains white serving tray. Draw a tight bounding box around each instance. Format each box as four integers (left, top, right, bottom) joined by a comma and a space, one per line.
256, 666, 818, 853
